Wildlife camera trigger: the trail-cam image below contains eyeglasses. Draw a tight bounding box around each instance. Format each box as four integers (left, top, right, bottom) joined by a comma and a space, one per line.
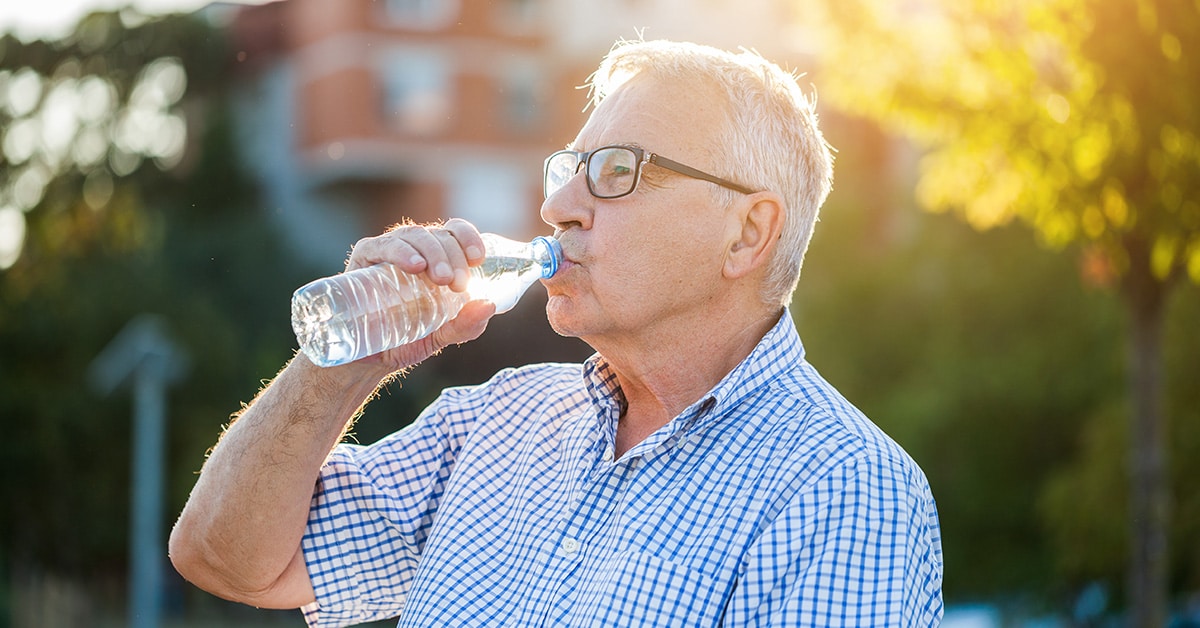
543, 144, 755, 200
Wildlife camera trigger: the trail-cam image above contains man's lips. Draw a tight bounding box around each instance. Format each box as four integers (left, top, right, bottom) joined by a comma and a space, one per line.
546, 258, 575, 282
553, 241, 578, 268
544, 247, 577, 285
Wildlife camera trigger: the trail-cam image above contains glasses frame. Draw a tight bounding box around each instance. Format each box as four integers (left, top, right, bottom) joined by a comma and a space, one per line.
543, 144, 756, 200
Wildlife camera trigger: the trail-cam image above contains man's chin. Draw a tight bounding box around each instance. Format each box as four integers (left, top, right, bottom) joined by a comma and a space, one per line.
545, 313, 580, 339
545, 299, 586, 340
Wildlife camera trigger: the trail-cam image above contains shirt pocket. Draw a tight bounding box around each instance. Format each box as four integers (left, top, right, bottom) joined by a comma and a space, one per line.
566, 551, 724, 626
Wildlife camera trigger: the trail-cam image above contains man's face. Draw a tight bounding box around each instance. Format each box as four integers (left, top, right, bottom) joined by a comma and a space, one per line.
539, 73, 737, 348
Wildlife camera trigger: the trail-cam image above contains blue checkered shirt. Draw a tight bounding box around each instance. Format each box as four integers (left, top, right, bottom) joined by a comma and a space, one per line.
300, 312, 943, 626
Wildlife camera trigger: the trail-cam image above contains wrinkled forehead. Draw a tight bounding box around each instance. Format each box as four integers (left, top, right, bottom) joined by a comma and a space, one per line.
570, 72, 730, 165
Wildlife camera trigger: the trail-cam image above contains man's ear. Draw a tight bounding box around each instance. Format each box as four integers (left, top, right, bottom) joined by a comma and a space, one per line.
723, 192, 785, 280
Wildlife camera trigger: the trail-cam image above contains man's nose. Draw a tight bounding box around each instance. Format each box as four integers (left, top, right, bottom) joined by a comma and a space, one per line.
540, 171, 593, 232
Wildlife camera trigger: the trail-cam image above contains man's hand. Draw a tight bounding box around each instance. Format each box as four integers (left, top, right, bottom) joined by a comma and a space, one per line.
331, 218, 497, 375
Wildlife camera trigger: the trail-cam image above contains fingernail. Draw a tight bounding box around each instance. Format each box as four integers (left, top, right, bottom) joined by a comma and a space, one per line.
466, 245, 483, 260
434, 262, 452, 279
409, 254, 425, 267
453, 268, 469, 286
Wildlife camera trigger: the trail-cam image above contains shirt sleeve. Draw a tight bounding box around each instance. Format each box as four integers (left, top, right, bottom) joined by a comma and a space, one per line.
298, 384, 484, 628
725, 452, 944, 627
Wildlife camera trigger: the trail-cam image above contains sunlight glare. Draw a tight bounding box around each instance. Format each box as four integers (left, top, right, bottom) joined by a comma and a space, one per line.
109, 147, 141, 177
0, 206, 25, 271
0, 0, 273, 43
71, 125, 109, 168
1045, 94, 1071, 124
12, 164, 50, 210
133, 57, 187, 108
1072, 127, 1111, 182
1159, 33, 1181, 62
115, 106, 157, 155
83, 169, 114, 210
75, 76, 116, 123
1101, 184, 1130, 228
112, 57, 187, 165
149, 113, 187, 166
40, 79, 82, 169
5, 68, 43, 117
2, 118, 39, 164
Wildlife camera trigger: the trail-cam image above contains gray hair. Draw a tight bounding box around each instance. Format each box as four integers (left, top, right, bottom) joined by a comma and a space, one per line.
587, 39, 834, 306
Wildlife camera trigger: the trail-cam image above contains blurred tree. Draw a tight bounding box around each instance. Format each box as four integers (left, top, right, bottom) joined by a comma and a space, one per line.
795, 122, 1120, 604
800, 0, 1199, 623
0, 9, 310, 620
0, 8, 591, 623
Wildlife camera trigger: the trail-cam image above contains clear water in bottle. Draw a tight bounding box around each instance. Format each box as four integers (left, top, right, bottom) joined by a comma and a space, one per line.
468, 253, 547, 313
292, 234, 560, 367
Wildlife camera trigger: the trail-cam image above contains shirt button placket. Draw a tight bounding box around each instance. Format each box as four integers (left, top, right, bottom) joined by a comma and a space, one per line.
557, 536, 581, 559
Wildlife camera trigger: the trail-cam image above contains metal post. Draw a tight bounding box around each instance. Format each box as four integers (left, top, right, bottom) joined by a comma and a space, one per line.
88, 315, 186, 628
129, 356, 167, 628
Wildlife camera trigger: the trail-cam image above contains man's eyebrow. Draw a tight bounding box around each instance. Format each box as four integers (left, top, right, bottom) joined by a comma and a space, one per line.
561, 141, 645, 153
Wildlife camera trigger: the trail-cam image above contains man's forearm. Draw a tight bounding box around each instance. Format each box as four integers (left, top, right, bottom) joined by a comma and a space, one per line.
168, 354, 391, 608
167, 222, 494, 608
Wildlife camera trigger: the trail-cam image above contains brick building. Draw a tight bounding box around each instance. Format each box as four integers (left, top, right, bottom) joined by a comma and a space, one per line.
224, 0, 797, 269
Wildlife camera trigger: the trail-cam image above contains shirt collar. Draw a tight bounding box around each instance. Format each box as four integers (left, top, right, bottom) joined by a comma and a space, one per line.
696, 309, 806, 425
581, 309, 806, 454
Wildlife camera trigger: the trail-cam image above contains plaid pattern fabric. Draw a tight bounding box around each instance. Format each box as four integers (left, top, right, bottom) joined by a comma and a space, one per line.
300, 312, 943, 627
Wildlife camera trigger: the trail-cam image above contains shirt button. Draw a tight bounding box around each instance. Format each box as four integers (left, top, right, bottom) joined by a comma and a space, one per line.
602, 450, 613, 462
561, 538, 580, 554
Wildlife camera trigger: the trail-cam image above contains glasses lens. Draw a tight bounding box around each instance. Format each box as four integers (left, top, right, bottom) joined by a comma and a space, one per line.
587, 147, 638, 198
544, 151, 580, 198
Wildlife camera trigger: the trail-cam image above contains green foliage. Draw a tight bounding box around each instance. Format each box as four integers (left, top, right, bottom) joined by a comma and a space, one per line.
796, 175, 1113, 600
804, 0, 1200, 284
801, 0, 1200, 620
0, 12, 589, 621
1038, 402, 1129, 590
0, 11, 311, 600
798, 114, 1200, 609
1036, 284, 1200, 599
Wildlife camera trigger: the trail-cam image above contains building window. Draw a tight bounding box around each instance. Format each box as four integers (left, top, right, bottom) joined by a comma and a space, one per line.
502, 65, 542, 133
495, 0, 541, 34
450, 161, 529, 235
383, 0, 459, 30
379, 49, 452, 135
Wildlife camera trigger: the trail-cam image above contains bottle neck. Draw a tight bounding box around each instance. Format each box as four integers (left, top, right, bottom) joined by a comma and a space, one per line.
532, 236, 562, 279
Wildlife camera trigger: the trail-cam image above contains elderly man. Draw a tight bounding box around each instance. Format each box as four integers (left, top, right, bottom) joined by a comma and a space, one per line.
170, 39, 943, 626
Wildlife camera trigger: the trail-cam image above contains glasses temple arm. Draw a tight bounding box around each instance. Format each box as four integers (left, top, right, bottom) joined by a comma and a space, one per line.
647, 154, 756, 195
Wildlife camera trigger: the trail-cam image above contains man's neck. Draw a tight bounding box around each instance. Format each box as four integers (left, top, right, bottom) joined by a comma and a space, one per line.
601, 305, 784, 458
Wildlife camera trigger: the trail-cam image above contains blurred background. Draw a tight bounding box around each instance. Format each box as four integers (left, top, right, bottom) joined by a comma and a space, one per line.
0, 0, 1197, 626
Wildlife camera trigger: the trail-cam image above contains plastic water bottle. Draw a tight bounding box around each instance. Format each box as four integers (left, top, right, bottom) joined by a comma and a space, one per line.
292, 233, 562, 367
